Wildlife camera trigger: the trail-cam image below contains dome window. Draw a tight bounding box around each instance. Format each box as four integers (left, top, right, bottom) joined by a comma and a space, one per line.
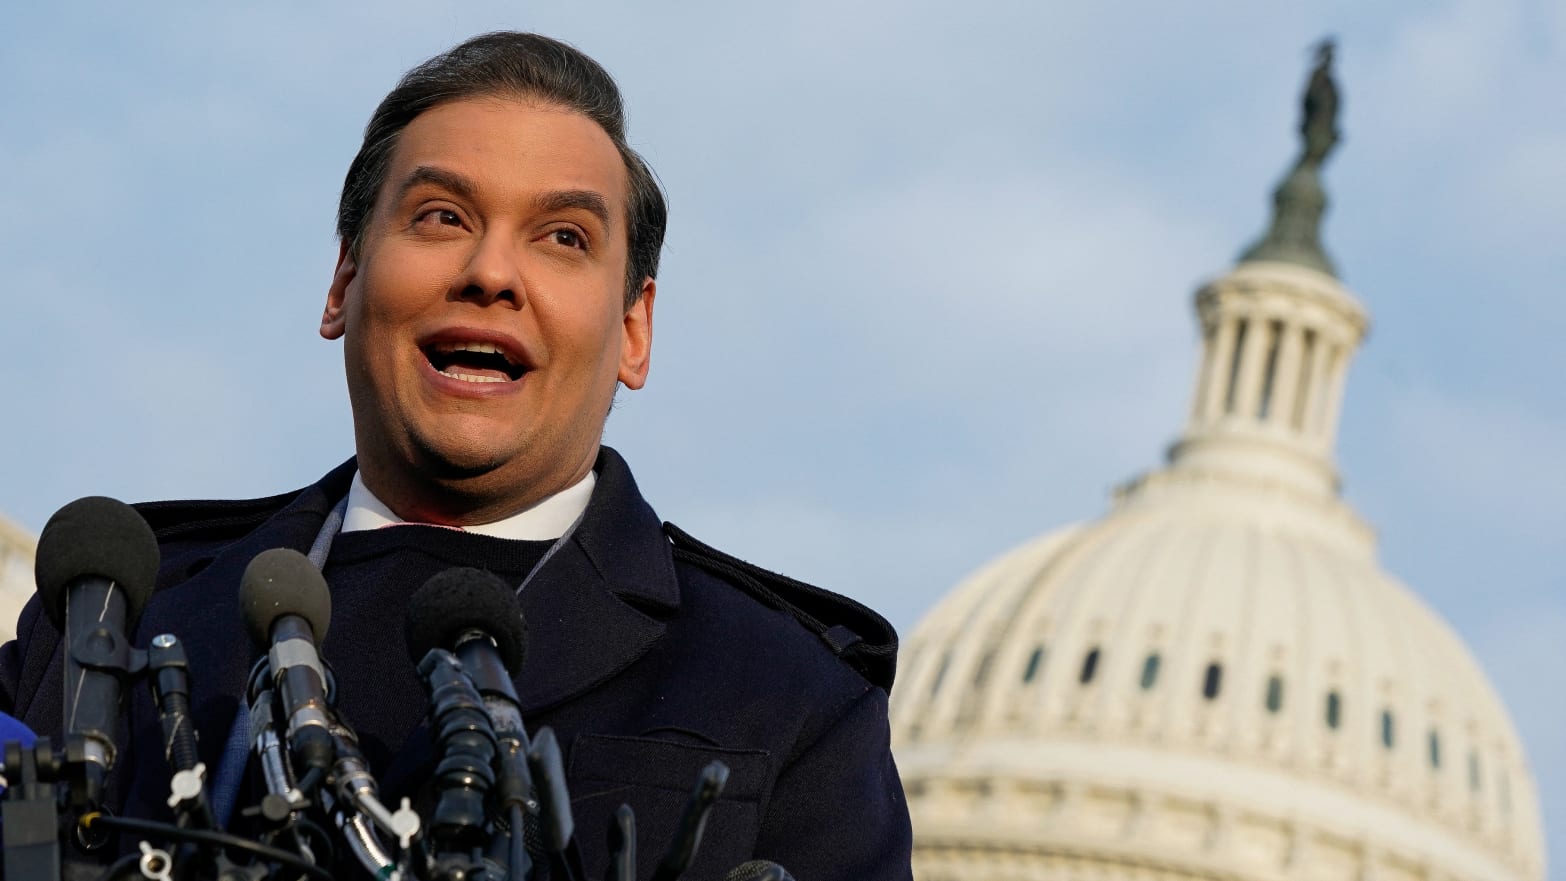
1469, 751, 1482, 793
1264, 675, 1284, 713
1079, 647, 1101, 685
1428, 730, 1442, 769
1022, 645, 1045, 684
1380, 709, 1395, 749
1202, 662, 1223, 700
1139, 653, 1161, 690
1325, 690, 1342, 730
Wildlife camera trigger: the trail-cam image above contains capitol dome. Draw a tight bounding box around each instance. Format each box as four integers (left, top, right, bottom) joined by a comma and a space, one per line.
0, 513, 35, 642
889, 48, 1546, 881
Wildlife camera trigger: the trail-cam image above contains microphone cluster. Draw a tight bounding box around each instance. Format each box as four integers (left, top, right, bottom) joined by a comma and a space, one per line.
0, 498, 794, 881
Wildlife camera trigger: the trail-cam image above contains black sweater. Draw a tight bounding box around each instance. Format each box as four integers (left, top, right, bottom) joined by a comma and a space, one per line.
315, 526, 551, 777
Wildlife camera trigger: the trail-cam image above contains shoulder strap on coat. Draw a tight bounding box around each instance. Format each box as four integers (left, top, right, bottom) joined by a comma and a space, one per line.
134, 492, 298, 543
663, 522, 899, 693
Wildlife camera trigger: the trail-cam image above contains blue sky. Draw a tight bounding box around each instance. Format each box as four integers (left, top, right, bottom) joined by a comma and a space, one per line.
2, 0, 1561, 871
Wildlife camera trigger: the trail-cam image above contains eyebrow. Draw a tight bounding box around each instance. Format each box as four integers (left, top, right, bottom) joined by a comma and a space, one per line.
396, 165, 479, 204
534, 189, 612, 231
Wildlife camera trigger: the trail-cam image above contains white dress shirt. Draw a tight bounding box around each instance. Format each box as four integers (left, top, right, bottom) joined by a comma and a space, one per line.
342, 469, 595, 541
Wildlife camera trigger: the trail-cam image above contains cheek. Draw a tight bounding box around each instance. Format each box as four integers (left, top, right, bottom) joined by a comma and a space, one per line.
536, 286, 626, 371
562, 314, 627, 386
353, 265, 445, 337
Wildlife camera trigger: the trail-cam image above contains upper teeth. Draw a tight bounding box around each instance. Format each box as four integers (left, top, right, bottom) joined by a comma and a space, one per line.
435, 341, 507, 358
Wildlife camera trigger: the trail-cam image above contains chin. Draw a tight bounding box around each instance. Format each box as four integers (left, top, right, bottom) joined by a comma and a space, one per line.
408, 434, 515, 482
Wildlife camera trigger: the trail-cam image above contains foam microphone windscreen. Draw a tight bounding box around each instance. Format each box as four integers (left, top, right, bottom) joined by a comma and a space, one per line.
404, 567, 527, 674
724, 861, 794, 881
0, 711, 37, 751
239, 548, 331, 648
35, 496, 160, 634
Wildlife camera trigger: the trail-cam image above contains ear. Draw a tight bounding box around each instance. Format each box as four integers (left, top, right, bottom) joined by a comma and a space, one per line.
321, 241, 357, 340
617, 277, 656, 390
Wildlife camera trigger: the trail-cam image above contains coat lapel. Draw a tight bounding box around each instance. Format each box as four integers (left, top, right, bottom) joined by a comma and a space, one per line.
515, 446, 679, 713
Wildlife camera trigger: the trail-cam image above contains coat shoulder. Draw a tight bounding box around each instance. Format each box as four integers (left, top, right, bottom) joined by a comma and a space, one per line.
662, 522, 900, 693
133, 491, 298, 544
132, 490, 301, 586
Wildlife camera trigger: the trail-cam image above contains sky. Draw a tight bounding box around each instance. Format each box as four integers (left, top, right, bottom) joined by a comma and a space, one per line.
1, 0, 1561, 872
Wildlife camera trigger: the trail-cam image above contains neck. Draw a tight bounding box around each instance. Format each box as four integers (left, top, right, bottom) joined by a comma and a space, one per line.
356, 448, 597, 527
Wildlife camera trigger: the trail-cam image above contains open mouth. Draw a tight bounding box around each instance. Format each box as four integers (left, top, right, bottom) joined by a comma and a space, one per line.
422, 341, 527, 384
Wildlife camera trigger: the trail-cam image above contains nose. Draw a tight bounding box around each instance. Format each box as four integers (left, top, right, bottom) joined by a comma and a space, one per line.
453, 231, 525, 307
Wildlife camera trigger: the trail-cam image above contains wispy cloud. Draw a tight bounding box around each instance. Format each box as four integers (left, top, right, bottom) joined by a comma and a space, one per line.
3, 0, 1561, 873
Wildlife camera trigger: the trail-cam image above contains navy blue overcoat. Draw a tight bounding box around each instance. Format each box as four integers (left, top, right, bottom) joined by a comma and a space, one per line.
0, 448, 913, 880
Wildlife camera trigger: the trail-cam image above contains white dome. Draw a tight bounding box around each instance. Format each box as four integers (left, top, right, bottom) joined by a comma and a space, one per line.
892, 501, 1544, 880
890, 263, 1546, 881
0, 514, 34, 642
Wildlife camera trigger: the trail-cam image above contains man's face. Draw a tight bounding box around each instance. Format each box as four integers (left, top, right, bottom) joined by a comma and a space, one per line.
321, 97, 654, 522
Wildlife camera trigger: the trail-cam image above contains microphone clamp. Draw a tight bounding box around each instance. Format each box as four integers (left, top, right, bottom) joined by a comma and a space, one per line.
63, 597, 149, 806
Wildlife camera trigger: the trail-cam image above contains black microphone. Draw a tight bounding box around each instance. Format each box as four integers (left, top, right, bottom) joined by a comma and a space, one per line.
405, 568, 530, 787
239, 548, 335, 778
724, 861, 794, 881
147, 633, 214, 826
650, 761, 728, 881
406, 568, 531, 876
35, 496, 160, 808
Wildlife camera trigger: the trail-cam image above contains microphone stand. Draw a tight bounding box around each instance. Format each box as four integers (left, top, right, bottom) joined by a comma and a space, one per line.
325, 721, 420, 879
524, 728, 584, 881
1, 624, 149, 879
147, 633, 223, 881
2, 738, 66, 880
416, 648, 501, 881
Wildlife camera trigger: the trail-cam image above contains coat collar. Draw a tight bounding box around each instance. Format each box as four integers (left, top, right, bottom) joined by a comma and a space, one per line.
568, 446, 681, 611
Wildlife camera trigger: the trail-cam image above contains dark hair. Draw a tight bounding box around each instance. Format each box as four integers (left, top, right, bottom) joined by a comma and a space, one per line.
336, 32, 666, 308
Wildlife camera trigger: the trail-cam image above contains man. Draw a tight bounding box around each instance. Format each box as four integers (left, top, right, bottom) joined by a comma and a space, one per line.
0, 32, 912, 880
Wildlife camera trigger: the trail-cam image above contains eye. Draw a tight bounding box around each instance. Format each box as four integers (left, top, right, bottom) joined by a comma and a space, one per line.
549, 228, 586, 250
414, 208, 464, 229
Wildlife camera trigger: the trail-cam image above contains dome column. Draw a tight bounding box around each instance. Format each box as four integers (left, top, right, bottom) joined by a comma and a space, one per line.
1229, 311, 1274, 420
1169, 264, 1367, 501
1267, 322, 1307, 428
1301, 338, 1337, 443
1194, 313, 1239, 425
1320, 341, 1353, 448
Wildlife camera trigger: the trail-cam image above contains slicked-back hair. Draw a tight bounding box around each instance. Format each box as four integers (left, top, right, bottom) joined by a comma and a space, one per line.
336, 32, 666, 308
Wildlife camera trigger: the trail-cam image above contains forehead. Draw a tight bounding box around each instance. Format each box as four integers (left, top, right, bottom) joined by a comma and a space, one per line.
384, 97, 629, 219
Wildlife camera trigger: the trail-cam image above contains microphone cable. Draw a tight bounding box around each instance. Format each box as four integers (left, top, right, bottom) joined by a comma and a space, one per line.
79, 813, 334, 881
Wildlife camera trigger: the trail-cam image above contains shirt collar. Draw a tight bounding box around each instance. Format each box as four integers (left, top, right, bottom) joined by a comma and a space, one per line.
342, 469, 596, 541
